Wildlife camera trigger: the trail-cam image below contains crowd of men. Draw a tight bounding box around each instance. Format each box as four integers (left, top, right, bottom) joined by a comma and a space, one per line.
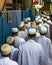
0, 13, 52, 65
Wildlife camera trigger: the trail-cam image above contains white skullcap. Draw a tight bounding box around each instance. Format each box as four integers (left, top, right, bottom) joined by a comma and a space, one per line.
43, 18, 47, 22
24, 18, 28, 23
36, 16, 41, 19
47, 20, 52, 24
19, 22, 24, 28
39, 26, 47, 34
6, 36, 14, 44
27, 17, 31, 21
36, 32, 40, 38
35, 16, 41, 23
47, 16, 50, 19
1, 44, 11, 55
38, 19, 43, 23
35, 18, 39, 23
35, 18, 43, 24
28, 28, 36, 34
12, 28, 18, 33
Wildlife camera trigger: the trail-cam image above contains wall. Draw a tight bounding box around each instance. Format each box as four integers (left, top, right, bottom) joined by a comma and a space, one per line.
0, 16, 2, 47
0, 10, 21, 46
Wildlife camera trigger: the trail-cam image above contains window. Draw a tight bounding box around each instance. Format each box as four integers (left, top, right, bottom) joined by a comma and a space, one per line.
12, 0, 21, 10
4, 0, 32, 11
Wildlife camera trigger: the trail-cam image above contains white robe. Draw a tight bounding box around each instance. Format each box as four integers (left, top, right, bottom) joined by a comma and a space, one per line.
42, 23, 50, 38
14, 37, 25, 48
18, 39, 46, 65
14, 36, 20, 48
0, 57, 18, 65
25, 23, 31, 30
18, 30, 28, 40
36, 35, 52, 65
10, 46, 18, 61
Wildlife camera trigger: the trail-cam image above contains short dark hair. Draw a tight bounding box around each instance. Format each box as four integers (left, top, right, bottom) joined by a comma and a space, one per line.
28, 34, 36, 37
12, 32, 18, 36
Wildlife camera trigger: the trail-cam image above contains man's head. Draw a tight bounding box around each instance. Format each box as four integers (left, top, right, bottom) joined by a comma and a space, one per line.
12, 28, 18, 36
39, 26, 47, 35
28, 28, 36, 40
6, 36, 15, 46
31, 22, 37, 29
19, 22, 25, 31
27, 17, 31, 22
35, 16, 42, 25
1, 44, 11, 57
24, 18, 28, 24
42, 18, 47, 23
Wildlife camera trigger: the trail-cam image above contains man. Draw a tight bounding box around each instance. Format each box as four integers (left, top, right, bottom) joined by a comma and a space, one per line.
24, 18, 31, 30
35, 17, 42, 25
15, 37, 25, 48
42, 18, 50, 38
47, 16, 52, 25
12, 28, 20, 46
12, 26, 25, 48
36, 26, 52, 65
18, 28, 46, 65
27, 17, 31, 25
6, 36, 18, 61
0, 44, 18, 65
35, 17, 43, 32
19, 22, 25, 31
12, 28, 19, 42
18, 22, 28, 40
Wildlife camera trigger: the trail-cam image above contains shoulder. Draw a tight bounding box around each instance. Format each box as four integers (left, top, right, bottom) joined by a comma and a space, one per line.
35, 41, 44, 51
35, 42, 42, 47
11, 60, 18, 65
12, 46, 18, 51
45, 37, 51, 45
47, 38, 51, 43
43, 36, 50, 43
20, 41, 42, 47
0, 59, 3, 65
13, 48, 19, 54
19, 41, 28, 48
45, 37, 51, 41
0, 62, 3, 65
